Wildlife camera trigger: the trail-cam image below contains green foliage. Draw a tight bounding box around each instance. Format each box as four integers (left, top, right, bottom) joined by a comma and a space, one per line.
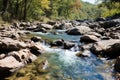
0, 0, 101, 21
97, 0, 120, 17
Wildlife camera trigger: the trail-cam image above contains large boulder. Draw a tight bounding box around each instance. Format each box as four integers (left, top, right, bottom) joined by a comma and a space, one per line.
0, 49, 37, 78
66, 26, 92, 35
80, 34, 100, 43
0, 37, 27, 52
90, 39, 120, 58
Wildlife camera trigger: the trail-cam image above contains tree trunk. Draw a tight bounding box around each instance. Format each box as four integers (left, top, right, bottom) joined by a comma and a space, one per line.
23, 0, 27, 20
2, 0, 9, 14
15, 0, 19, 19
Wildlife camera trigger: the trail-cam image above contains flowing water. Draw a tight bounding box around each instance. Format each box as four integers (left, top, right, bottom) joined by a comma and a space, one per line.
7, 30, 115, 80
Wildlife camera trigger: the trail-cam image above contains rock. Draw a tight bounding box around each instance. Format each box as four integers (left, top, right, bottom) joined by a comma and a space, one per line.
31, 36, 42, 42
50, 39, 64, 47
51, 39, 75, 49
66, 26, 92, 35
63, 41, 75, 49
90, 39, 120, 58
0, 49, 37, 78
89, 22, 101, 29
19, 22, 31, 27
40, 23, 53, 30
95, 28, 105, 36
76, 50, 91, 57
80, 34, 100, 43
0, 54, 6, 59
114, 56, 120, 73
13, 22, 19, 28
80, 22, 89, 26
80, 44, 93, 51
37, 60, 49, 73
30, 42, 45, 55
109, 32, 120, 39
54, 22, 73, 30
8, 49, 37, 64
0, 37, 27, 52
33, 27, 47, 33
25, 25, 37, 30
0, 27, 5, 31
95, 17, 106, 21
86, 32, 102, 38
115, 72, 120, 80
53, 21, 63, 29
0, 30, 20, 39
99, 20, 119, 28
47, 21, 56, 25
63, 23, 73, 29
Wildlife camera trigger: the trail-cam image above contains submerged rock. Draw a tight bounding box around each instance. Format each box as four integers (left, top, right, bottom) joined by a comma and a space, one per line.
37, 60, 49, 73
76, 50, 91, 57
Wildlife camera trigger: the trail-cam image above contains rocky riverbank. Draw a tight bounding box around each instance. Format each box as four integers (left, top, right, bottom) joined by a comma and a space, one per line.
0, 17, 120, 79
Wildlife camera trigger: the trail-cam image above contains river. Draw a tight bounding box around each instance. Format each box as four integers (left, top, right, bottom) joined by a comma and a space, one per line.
7, 30, 115, 80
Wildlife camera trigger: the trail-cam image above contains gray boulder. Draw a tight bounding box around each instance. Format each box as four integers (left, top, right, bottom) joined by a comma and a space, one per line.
66, 26, 92, 35
91, 39, 120, 58
80, 34, 100, 43
0, 37, 27, 52
0, 49, 37, 78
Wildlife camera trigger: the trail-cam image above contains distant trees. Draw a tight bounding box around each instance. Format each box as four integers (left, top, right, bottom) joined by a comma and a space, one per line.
0, 0, 101, 21
97, 0, 120, 17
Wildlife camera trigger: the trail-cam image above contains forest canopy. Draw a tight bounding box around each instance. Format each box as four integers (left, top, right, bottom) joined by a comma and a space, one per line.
0, 0, 119, 21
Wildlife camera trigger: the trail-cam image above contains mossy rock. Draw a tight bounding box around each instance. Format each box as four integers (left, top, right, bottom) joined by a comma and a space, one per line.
76, 51, 83, 57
